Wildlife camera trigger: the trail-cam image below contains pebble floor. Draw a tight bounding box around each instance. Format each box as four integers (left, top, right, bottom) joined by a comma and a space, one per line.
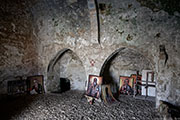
0, 90, 162, 120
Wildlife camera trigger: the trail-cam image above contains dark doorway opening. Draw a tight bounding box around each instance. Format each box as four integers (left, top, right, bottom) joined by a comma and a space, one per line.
60, 78, 70, 93
51, 78, 70, 93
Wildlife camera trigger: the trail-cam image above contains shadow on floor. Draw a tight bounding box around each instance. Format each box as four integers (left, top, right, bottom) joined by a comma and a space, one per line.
0, 94, 38, 120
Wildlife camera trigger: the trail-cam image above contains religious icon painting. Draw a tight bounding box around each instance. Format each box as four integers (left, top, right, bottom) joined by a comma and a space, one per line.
86, 75, 102, 99
131, 74, 142, 84
119, 76, 134, 95
131, 74, 142, 95
27, 75, 44, 94
7, 79, 27, 95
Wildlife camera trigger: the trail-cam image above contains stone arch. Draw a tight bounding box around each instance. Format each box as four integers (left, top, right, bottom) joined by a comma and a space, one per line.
99, 47, 154, 87
46, 48, 86, 92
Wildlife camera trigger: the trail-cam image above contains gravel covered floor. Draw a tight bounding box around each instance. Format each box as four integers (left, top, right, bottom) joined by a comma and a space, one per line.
0, 90, 162, 120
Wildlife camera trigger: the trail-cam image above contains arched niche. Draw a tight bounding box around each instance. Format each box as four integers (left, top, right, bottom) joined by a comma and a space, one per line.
46, 49, 86, 92
100, 47, 153, 88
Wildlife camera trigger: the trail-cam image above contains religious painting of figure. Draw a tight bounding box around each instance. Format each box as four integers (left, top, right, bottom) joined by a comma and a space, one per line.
27, 75, 44, 94
131, 74, 142, 95
119, 76, 134, 95
86, 75, 102, 99
7, 80, 27, 95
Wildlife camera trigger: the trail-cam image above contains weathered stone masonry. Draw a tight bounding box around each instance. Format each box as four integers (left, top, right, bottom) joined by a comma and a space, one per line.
0, 0, 180, 107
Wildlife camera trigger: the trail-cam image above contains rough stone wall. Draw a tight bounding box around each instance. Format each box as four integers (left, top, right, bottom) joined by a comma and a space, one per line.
0, 0, 38, 94
0, 0, 180, 107
97, 0, 180, 107
29, 0, 94, 91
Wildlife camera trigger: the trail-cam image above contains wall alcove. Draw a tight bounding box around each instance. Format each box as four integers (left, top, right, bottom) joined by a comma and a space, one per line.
99, 47, 154, 96
46, 49, 86, 92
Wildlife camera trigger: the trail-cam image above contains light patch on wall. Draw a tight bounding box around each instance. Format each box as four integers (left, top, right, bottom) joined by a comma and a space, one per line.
88, 0, 95, 10
67, 0, 77, 4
